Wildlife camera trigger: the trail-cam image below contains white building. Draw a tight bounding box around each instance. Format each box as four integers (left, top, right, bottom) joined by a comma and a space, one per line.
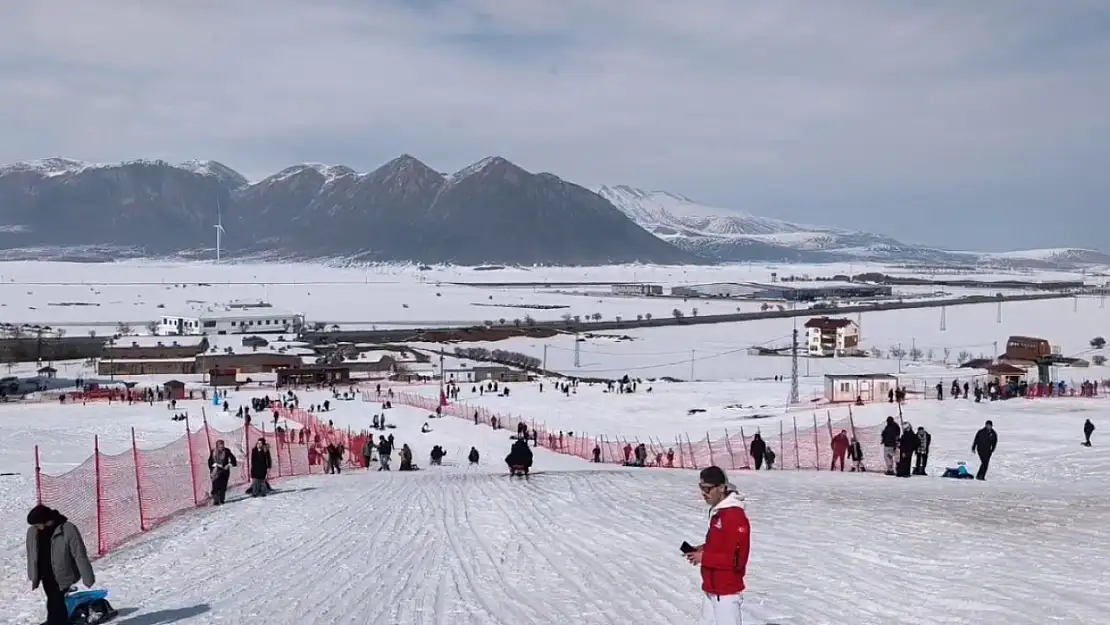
804, 317, 861, 356
611, 283, 663, 296
670, 282, 768, 298
158, 306, 304, 336
824, 373, 898, 403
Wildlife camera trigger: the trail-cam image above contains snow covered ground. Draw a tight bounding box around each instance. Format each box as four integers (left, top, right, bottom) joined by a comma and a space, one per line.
425, 294, 1110, 383
0, 381, 1107, 624
0, 260, 1095, 332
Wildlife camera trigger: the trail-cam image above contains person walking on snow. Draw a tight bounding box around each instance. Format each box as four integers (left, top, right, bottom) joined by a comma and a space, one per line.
972, 420, 998, 481
208, 439, 237, 505
748, 434, 766, 470
362, 435, 375, 469
249, 438, 272, 497
848, 437, 865, 472
830, 430, 850, 471
685, 466, 750, 625
1083, 419, 1095, 447
913, 426, 932, 476
26, 505, 95, 625
896, 423, 919, 478
880, 417, 900, 476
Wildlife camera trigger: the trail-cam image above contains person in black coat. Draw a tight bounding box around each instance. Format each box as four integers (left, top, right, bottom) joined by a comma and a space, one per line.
207, 440, 238, 505
749, 434, 767, 470
971, 420, 998, 480
1083, 419, 1095, 447
896, 424, 919, 477
468, 447, 480, 465
881, 417, 900, 475
249, 439, 272, 497
505, 439, 533, 473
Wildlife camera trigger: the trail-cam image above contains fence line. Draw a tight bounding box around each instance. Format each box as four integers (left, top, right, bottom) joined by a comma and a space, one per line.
369, 390, 886, 472
35, 403, 365, 557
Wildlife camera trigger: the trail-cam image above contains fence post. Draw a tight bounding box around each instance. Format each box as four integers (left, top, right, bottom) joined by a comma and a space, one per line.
184, 415, 200, 507
130, 428, 146, 531
778, 421, 785, 471
202, 409, 213, 455
275, 425, 285, 477
706, 432, 715, 467
34, 445, 42, 505
94, 435, 104, 556
792, 417, 801, 469
676, 437, 685, 468
723, 430, 736, 470
739, 428, 750, 470
685, 433, 698, 469
812, 413, 821, 470
245, 421, 253, 479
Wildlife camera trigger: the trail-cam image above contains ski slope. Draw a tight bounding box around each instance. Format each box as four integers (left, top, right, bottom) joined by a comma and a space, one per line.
1, 390, 1109, 624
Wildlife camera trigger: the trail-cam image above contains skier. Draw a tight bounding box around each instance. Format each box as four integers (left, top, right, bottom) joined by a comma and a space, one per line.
684, 467, 749, 625
880, 417, 900, 475
1083, 419, 1095, 447
749, 433, 767, 470
896, 424, 919, 478
971, 420, 998, 481
27, 505, 96, 625
830, 430, 849, 471
913, 426, 932, 475
208, 439, 237, 505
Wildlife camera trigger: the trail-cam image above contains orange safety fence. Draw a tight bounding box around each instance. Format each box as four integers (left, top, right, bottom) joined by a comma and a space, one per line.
365, 389, 888, 471
35, 405, 364, 557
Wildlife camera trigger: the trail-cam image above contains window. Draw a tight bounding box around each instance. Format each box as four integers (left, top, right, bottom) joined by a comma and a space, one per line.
203, 321, 216, 328
839, 382, 850, 392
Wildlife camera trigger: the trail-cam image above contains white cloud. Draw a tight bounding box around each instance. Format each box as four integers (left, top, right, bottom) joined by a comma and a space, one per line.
1, 0, 1108, 248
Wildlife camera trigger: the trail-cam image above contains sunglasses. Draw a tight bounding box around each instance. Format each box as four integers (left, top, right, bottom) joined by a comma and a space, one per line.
699, 483, 721, 493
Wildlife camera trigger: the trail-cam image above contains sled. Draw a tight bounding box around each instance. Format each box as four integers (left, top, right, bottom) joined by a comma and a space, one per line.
66, 588, 118, 623
508, 465, 530, 477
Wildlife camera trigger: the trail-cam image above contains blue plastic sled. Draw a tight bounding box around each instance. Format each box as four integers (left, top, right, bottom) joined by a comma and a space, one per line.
66, 588, 118, 623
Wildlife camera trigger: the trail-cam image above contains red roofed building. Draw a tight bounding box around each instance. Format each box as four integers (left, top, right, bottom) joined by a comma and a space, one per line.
804, 317, 860, 357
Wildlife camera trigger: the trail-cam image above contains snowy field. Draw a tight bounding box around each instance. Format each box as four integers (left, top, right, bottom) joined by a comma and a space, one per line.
424, 294, 1110, 382
0, 260, 1096, 332
0, 386, 1108, 624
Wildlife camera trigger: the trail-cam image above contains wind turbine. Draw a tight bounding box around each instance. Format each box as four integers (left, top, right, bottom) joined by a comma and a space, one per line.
214, 199, 226, 263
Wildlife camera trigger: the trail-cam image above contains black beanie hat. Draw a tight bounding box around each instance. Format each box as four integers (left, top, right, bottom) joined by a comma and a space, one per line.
699, 466, 728, 486
27, 504, 55, 525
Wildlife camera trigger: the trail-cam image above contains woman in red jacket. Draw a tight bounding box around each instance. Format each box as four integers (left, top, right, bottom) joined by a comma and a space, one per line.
686, 466, 750, 625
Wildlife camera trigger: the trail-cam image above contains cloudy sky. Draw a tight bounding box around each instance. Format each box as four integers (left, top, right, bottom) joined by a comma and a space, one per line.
2, 0, 1108, 251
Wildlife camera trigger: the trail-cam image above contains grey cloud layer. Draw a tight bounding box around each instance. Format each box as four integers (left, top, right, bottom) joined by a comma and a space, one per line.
2, 0, 1108, 250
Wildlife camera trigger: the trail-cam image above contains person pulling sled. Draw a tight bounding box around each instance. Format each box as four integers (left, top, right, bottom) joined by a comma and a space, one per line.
505, 438, 533, 477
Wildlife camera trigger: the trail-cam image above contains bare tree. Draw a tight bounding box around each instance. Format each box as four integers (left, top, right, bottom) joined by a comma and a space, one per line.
116, 322, 132, 336
145, 320, 160, 335
644, 312, 653, 321
672, 308, 684, 319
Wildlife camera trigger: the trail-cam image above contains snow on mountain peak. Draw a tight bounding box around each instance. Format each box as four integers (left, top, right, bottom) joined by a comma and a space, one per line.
268, 163, 359, 186
0, 157, 94, 177
597, 185, 811, 237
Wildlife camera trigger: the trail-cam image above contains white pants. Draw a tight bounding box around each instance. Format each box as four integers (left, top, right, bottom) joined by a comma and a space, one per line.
700, 593, 743, 625
883, 446, 896, 472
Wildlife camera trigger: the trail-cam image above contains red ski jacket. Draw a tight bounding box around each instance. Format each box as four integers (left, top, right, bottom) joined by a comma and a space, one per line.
831, 433, 850, 454
698, 492, 750, 596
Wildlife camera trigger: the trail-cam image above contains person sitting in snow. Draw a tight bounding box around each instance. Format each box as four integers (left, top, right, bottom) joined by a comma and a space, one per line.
468, 447, 480, 465
421, 422, 432, 434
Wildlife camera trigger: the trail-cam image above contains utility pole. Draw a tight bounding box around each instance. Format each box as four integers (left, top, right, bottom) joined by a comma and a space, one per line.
573, 332, 580, 368
996, 300, 1002, 324
1073, 296, 1078, 313
897, 342, 903, 373
939, 306, 946, 331
438, 350, 445, 402
542, 344, 548, 372
689, 350, 696, 381
993, 340, 998, 359
789, 328, 800, 404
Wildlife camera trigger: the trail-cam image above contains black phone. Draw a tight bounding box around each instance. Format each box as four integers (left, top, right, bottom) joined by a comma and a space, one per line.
680, 541, 695, 554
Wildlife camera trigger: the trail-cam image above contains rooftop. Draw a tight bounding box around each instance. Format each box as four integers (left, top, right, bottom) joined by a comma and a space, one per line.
116, 335, 207, 348
198, 306, 301, 321
824, 373, 898, 380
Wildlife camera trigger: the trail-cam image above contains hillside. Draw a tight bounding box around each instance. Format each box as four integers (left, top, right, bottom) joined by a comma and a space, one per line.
0, 157, 702, 266
597, 185, 1107, 269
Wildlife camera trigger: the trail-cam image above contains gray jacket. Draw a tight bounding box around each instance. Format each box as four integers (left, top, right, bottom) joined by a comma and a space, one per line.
26, 521, 95, 589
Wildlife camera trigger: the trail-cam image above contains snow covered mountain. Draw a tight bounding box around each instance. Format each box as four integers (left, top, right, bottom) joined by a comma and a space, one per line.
596, 185, 1107, 269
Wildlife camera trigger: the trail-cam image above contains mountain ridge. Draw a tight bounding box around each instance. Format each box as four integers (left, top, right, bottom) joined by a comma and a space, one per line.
0, 155, 702, 266
597, 185, 1110, 269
